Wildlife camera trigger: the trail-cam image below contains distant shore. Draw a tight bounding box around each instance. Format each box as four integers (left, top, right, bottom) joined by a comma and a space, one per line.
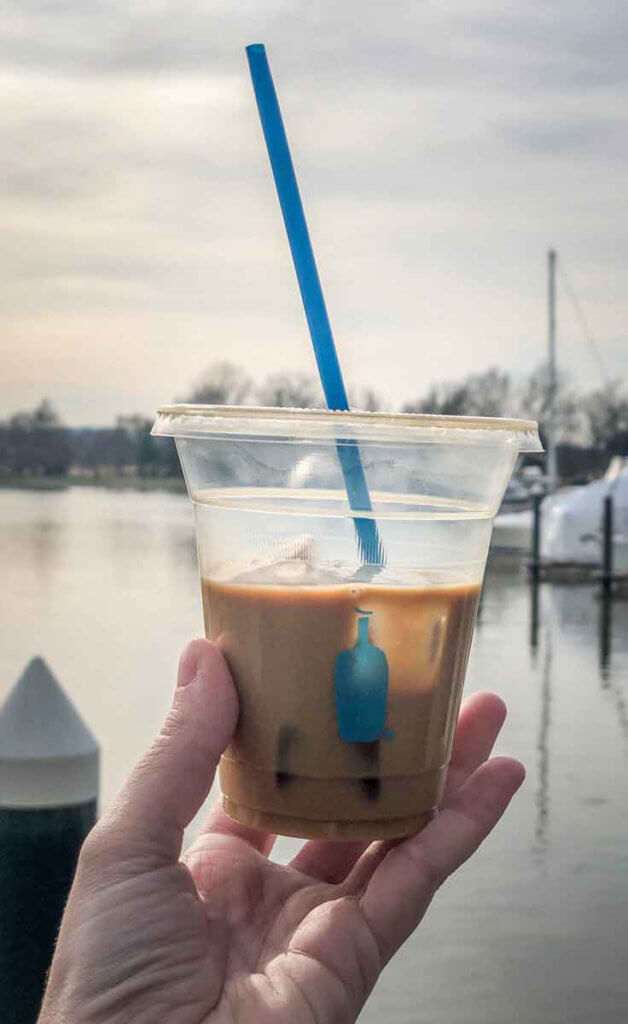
0, 474, 186, 493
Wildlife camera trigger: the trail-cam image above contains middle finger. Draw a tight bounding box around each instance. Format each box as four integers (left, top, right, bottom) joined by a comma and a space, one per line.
290, 691, 507, 885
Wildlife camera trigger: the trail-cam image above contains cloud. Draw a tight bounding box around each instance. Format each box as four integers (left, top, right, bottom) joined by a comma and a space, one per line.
494, 114, 628, 159
2, 0, 626, 91
1, 0, 627, 424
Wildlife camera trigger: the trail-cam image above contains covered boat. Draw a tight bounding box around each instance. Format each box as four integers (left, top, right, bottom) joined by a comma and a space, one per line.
540, 459, 628, 571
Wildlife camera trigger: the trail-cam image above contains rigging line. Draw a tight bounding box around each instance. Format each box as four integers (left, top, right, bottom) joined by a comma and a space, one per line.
557, 260, 609, 385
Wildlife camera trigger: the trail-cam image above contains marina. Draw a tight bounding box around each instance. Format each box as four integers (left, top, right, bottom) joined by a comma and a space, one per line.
1, 485, 626, 1023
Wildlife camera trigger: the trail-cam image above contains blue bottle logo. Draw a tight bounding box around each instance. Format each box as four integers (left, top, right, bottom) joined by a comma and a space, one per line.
334, 608, 389, 743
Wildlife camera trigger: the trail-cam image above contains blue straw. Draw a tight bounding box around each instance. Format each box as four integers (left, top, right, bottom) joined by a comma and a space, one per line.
246, 43, 383, 566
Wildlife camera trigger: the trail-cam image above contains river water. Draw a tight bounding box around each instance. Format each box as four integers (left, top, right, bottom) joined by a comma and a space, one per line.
1, 487, 626, 1023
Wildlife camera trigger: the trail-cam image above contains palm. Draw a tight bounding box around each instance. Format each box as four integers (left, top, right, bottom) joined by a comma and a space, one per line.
182, 830, 379, 1023
40, 642, 524, 1024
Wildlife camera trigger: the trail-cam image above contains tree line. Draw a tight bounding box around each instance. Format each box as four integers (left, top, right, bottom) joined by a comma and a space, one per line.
2, 363, 627, 482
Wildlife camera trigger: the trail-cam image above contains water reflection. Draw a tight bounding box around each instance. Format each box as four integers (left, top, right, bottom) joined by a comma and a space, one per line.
30, 519, 63, 579
544, 583, 628, 752
526, 579, 551, 856
481, 556, 527, 629
529, 577, 628, 671
599, 593, 612, 675
529, 579, 540, 656
0, 492, 67, 585
602, 672, 628, 749
534, 635, 552, 857
2, 488, 628, 1024
166, 529, 198, 573
548, 583, 628, 654
527, 580, 628, 850
597, 596, 628, 749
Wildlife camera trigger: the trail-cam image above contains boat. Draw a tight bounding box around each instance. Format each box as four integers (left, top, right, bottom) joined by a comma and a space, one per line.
492, 249, 612, 563
491, 507, 534, 554
492, 486, 576, 555
499, 475, 533, 513
540, 459, 628, 572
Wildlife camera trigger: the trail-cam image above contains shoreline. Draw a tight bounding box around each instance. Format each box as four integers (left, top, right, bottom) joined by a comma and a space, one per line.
0, 474, 186, 493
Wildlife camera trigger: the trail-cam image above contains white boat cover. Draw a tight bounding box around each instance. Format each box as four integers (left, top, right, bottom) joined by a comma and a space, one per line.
541, 461, 628, 569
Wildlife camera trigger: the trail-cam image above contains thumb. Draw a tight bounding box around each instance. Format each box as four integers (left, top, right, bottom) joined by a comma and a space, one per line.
91, 639, 238, 867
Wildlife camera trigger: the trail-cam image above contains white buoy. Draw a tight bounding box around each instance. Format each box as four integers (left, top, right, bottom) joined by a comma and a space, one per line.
0, 657, 99, 1023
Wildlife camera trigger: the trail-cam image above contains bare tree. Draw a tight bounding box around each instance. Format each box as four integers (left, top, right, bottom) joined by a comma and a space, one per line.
402, 368, 510, 417
32, 398, 61, 426
584, 381, 628, 448
402, 384, 470, 416
72, 427, 135, 475
10, 398, 61, 430
256, 372, 324, 409
184, 362, 251, 405
464, 368, 511, 417
349, 387, 384, 412
2, 399, 71, 477
517, 363, 581, 441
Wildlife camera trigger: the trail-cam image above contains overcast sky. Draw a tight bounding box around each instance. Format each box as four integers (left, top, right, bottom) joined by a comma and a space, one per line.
2, 0, 627, 425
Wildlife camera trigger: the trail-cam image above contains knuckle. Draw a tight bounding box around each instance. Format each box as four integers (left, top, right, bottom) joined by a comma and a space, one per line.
392, 841, 444, 893
76, 821, 110, 872
160, 698, 187, 742
76, 818, 143, 881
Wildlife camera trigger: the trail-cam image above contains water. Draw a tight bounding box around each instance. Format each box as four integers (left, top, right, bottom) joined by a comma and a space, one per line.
1, 487, 627, 1023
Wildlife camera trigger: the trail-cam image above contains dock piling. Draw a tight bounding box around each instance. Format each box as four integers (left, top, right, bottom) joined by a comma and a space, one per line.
0, 658, 99, 1024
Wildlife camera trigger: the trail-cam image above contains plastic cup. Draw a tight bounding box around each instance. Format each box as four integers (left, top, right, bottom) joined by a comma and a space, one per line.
152, 406, 541, 840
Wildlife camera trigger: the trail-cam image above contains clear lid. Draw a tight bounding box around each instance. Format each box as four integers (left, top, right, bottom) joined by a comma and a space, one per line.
152, 404, 542, 451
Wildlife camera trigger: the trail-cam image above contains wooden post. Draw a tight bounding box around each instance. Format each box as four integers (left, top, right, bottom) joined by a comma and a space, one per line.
530, 576, 540, 654
530, 493, 543, 579
602, 495, 614, 596
599, 591, 613, 673
0, 658, 99, 1024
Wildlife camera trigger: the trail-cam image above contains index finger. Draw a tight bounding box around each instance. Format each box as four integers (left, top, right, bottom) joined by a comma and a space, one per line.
291, 690, 507, 886
357, 756, 525, 962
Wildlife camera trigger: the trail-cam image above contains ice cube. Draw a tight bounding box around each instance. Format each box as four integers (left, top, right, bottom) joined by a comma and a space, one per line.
213, 535, 317, 584
235, 556, 347, 586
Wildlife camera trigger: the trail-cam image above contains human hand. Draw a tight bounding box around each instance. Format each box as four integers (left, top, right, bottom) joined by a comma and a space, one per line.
40, 639, 524, 1024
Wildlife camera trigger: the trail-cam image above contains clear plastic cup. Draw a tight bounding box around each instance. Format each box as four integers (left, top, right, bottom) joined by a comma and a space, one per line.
152, 406, 541, 840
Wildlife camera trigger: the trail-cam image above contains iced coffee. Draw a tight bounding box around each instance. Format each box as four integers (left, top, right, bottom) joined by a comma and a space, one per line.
152, 404, 541, 840
203, 570, 480, 839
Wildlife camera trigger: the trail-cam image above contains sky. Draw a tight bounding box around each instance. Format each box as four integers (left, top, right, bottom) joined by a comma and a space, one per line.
1, 0, 627, 425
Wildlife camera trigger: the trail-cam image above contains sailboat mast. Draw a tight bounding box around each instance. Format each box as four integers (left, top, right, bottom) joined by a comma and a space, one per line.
547, 249, 558, 492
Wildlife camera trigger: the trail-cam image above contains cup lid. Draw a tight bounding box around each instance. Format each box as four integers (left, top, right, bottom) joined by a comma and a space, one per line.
153, 405, 542, 451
